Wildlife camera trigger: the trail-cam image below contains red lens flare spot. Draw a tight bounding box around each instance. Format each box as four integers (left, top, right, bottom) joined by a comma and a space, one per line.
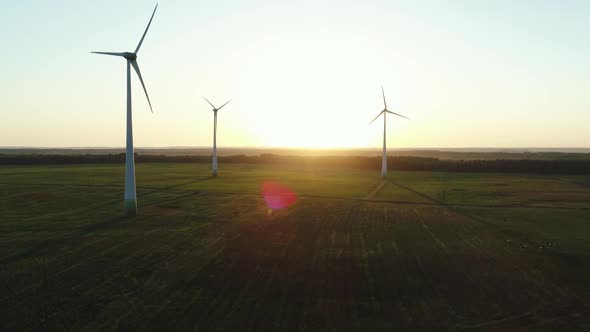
261, 181, 297, 210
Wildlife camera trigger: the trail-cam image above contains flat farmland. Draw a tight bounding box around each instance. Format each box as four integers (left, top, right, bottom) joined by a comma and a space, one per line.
1, 163, 589, 331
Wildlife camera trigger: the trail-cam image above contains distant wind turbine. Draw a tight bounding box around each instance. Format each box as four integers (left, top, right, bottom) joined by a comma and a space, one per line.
92, 4, 158, 216
203, 97, 232, 177
369, 86, 409, 178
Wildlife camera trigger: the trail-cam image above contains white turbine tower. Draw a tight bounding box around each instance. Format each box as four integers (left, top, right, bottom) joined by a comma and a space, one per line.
203, 97, 231, 177
369, 86, 409, 178
92, 4, 158, 216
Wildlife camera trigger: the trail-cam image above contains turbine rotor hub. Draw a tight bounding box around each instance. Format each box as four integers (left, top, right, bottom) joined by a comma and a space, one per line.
123, 52, 137, 61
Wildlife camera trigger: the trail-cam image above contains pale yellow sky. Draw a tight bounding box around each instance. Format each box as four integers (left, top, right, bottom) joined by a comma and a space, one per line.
1, 0, 589, 148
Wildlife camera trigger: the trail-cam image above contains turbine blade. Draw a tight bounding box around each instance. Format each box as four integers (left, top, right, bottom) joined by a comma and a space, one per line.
217, 99, 232, 110
130, 60, 153, 112
91, 51, 126, 57
381, 85, 387, 109
134, 4, 158, 54
385, 110, 409, 120
202, 96, 216, 109
369, 111, 385, 125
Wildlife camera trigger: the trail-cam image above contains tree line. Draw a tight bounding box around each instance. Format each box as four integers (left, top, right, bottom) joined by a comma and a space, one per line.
2, 153, 590, 174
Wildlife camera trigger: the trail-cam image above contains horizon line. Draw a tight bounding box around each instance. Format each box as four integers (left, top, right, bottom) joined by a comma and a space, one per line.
2, 146, 590, 151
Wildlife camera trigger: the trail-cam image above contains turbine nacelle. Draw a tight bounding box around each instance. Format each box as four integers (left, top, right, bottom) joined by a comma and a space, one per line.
123, 52, 137, 61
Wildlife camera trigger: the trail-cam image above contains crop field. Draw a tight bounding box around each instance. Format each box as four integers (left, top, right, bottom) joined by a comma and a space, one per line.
1, 163, 589, 331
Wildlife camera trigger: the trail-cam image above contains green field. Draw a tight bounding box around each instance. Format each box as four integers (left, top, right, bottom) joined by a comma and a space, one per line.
1, 163, 589, 331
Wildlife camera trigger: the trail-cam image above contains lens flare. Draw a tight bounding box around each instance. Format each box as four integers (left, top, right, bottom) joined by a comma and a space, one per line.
261, 181, 297, 210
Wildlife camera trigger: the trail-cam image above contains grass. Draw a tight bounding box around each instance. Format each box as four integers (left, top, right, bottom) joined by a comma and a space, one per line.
1, 163, 589, 331
390, 171, 590, 207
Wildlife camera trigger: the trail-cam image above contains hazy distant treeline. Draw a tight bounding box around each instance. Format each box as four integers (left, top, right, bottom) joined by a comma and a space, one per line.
2, 153, 590, 174
2, 148, 590, 161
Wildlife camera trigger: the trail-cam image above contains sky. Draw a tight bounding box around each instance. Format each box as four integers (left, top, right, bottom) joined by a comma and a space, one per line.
1, 0, 589, 148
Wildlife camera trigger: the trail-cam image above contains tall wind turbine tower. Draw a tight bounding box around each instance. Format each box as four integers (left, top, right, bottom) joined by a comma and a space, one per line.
203, 97, 231, 177
369, 86, 409, 178
92, 4, 158, 216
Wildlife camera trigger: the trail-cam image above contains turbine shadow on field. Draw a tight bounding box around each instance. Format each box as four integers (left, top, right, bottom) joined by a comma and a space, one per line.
392, 181, 445, 205
362, 179, 387, 200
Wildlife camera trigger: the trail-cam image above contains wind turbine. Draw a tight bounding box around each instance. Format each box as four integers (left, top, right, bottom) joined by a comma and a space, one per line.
92, 4, 158, 216
203, 97, 232, 177
369, 86, 409, 178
